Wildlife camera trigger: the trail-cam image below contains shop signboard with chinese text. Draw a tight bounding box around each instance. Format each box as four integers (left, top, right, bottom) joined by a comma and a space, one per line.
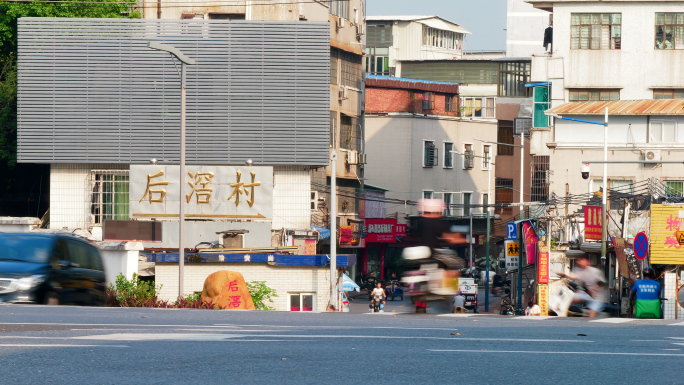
505, 241, 519, 270
130, 165, 273, 219
537, 252, 549, 284
365, 218, 398, 243
340, 221, 363, 248
584, 205, 603, 241
538, 284, 549, 316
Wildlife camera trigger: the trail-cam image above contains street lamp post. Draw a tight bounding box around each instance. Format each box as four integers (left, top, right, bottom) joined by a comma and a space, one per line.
147, 42, 196, 300
547, 108, 609, 265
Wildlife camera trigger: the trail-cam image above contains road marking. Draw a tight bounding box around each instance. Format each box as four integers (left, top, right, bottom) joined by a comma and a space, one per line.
437, 314, 479, 318
72, 333, 592, 343
363, 312, 412, 315
667, 322, 684, 326
589, 318, 634, 323
0, 344, 128, 348
513, 316, 556, 320
429, 349, 684, 357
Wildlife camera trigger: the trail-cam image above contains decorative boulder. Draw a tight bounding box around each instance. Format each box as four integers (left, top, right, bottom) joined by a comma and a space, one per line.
200, 271, 256, 310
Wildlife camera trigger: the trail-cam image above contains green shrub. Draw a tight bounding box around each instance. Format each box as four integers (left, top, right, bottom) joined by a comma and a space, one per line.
246, 281, 278, 310
107, 273, 167, 307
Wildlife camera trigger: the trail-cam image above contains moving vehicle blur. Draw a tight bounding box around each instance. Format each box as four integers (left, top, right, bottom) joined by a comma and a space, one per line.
0, 233, 106, 306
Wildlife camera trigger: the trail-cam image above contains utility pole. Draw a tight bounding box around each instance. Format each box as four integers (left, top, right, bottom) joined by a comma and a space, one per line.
485, 206, 491, 312
601, 107, 608, 266
517, 134, 525, 315
330, 130, 338, 311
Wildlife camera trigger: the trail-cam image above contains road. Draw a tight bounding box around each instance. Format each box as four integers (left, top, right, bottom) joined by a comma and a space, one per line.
2, 304, 684, 385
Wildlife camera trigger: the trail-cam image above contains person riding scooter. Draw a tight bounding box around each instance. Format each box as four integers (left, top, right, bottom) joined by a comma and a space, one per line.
370, 282, 386, 312
557, 254, 607, 318
630, 267, 662, 319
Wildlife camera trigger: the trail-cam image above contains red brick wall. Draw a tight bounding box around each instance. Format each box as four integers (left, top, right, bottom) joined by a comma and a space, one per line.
366, 87, 459, 117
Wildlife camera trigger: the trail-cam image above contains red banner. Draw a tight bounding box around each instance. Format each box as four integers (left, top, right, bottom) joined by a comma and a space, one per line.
523, 221, 538, 264
365, 218, 398, 243
538, 252, 549, 284
396, 224, 407, 237
584, 205, 603, 241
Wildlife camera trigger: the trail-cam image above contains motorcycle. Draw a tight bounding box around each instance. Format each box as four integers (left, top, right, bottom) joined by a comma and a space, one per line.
371, 294, 384, 312
500, 296, 515, 315
386, 279, 403, 301
548, 280, 610, 317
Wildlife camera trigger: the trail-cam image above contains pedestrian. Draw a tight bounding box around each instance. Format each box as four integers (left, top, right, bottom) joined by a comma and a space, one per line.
630, 267, 662, 319
453, 291, 467, 313
526, 301, 541, 316
557, 254, 607, 318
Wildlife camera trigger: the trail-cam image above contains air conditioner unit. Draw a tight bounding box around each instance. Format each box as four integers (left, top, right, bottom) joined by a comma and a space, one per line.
644, 150, 661, 163
310, 191, 319, 211
464, 151, 475, 169
356, 23, 365, 38
358, 153, 367, 164
336, 17, 344, 29
339, 86, 348, 100
347, 150, 359, 165
514, 117, 532, 137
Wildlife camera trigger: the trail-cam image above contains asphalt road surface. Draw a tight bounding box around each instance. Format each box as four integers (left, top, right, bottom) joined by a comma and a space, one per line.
2, 304, 684, 385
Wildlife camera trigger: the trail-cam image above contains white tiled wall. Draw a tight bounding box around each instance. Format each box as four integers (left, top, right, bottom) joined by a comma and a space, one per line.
156, 263, 334, 312
664, 272, 677, 319
50, 164, 128, 230
272, 166, 311, 230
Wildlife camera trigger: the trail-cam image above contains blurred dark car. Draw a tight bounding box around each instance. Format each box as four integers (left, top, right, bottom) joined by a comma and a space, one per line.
0, 233, 106, 306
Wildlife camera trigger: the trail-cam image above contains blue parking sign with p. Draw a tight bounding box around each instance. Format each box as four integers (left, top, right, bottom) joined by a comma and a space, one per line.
507, 222, 517, 240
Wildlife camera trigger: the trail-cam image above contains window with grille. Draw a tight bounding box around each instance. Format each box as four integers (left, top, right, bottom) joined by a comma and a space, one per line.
340, 115, 359, 151
444, 142, 454, 168
655, 13, 684, 49
666, 181, 684, 196
89, 170, 129, 225
569, 89, 620, 101
531, 156, 550, 202
422, 92, 435, 110
424, 141, 437, 167
496, 178, 513, 215
593, 179, 634, 210
571, 13, 621, 50
498, 62, 531, 97
340, 50, 362, 88
497, 121, 514, 156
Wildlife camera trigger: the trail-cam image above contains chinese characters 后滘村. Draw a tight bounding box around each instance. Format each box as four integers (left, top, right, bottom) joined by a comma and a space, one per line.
186, 171, 214, 204
139, 170, 169, 203
228, 171, 262, 207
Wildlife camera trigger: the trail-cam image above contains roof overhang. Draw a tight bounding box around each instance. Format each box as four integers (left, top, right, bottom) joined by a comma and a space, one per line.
417, 18, 471, 35
546, 99, 684, 116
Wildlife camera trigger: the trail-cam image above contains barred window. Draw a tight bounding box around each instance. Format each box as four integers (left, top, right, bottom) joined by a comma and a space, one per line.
340, 115, 359, 151
531, 156, 550, 202
330, 49, 338, 85
340, 50, 362, 88
90, 170, 129, 225
571, 13, 621, 50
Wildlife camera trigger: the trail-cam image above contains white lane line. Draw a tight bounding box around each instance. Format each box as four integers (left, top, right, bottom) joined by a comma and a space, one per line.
429, 349, 684, 357
589, 318, 634, 323
372, 327, 466, 331
0, 322, 240, 328
362, 312, 412, 315
667, 323, 684, 326
513, 316, 556, 320
0, 344, 128, 348
72, 333, 592, 343
437, 314, 478, 318
631, 340, 671, 342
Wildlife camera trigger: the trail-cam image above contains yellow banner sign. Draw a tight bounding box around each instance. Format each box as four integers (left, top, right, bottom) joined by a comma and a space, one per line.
651, 204, 684, 264
537, 284, 549, 316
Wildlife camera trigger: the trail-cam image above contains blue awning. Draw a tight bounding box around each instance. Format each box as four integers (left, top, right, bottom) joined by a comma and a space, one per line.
311, 225, 330, 239
525, 82, 551, 88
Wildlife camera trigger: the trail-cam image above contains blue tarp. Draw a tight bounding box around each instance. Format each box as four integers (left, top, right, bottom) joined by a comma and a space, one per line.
311, 225, 331, 239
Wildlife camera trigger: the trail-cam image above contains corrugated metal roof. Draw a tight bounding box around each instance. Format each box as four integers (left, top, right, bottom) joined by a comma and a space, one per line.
546, 99, 684, 116
367, 15, 470, 34
365, 74, 459, 94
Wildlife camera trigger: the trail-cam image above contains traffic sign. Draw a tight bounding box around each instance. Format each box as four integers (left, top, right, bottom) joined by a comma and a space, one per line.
505, 241, 520, 270
678, 231, 684, 246
506, 222, 518, 240
634, 232, 649, 260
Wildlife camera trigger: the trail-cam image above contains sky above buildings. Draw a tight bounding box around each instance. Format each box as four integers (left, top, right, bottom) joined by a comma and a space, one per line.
366, 0, 507, 52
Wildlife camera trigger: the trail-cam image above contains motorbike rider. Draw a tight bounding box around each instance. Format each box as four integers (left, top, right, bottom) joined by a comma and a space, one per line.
415, 199, 468, 268
370, 282, 386, 312
630, 267, 662, 319
557, 254, 607, 318
385, 273, 399, 296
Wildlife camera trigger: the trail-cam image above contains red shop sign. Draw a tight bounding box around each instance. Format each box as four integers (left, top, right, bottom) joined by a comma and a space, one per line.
365, 218, 398, 243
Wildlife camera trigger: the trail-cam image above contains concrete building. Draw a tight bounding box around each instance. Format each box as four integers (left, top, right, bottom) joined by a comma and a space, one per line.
507, 0, 551, 57
364, 75, 497, 266
365, 16, 470, 77
527, 0, 684, 219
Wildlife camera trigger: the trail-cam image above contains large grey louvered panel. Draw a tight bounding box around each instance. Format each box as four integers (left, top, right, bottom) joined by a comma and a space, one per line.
18, 18, 330, 165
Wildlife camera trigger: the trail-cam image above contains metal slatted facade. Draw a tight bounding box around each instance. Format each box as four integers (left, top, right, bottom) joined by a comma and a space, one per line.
18, 18, 330, 165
